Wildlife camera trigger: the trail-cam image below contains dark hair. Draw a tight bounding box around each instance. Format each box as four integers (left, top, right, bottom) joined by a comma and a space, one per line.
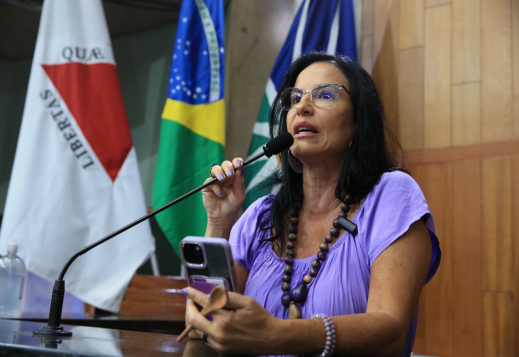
259, 51, 403, 251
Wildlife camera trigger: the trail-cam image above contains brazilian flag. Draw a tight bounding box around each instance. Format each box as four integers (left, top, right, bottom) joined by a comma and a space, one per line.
153, 0, 224, 257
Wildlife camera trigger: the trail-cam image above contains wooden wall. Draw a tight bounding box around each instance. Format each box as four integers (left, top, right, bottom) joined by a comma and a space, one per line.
361, 0, 519, 355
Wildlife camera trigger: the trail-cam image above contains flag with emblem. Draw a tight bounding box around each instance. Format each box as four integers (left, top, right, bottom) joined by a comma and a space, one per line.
0, 0, 155, 313
243, 0, 357, 208
152, 0, 225, 257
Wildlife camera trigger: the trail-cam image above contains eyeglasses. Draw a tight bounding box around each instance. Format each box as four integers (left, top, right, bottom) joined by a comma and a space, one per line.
279, 83, 350, 111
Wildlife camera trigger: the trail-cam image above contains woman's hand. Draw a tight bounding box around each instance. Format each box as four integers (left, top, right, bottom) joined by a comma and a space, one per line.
202, 158, 245, 238
184, 287, 286, 355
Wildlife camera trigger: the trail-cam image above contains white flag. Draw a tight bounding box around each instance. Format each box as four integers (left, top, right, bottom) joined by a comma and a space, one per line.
0, 0, 155, 313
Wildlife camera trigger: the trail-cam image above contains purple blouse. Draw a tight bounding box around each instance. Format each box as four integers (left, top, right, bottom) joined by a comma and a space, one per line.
229, 171, 441, 357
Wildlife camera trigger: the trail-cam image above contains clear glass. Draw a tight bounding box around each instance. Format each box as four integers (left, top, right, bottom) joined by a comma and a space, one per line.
0, 244, 27, 317
279, 83, 349, 111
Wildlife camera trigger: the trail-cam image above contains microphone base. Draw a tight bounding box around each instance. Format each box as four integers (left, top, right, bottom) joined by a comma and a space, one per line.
33, 325, 72, 337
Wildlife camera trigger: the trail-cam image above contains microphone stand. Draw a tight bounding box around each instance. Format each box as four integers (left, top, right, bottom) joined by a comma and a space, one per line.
32, 148, 270, 338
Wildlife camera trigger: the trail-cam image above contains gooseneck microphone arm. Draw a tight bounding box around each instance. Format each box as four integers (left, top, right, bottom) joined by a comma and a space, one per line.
33, 132, 294, 338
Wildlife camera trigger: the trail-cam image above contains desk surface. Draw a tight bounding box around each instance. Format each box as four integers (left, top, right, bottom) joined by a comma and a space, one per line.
12, 312, 185, 335
0, 319, 221, 357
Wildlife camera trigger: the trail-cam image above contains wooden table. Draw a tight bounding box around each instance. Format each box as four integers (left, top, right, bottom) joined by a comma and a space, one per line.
14, 312, 186, 336
0, 319, 226, 357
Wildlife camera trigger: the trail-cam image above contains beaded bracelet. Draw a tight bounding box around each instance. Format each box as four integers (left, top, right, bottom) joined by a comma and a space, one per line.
311, 313, 336, 357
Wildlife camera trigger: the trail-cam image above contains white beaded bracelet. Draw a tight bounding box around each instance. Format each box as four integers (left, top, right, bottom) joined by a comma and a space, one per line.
311, 313, 336, 357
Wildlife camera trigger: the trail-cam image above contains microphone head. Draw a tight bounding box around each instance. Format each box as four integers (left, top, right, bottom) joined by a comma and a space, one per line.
263, 132, 294, 158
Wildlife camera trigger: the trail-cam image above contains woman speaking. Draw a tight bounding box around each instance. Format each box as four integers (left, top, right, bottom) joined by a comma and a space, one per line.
184, 52, 441, 357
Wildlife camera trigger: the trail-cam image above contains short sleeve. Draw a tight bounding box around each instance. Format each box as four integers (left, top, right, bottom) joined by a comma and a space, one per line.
358, 171, 441, 284
229, 195, 273, 270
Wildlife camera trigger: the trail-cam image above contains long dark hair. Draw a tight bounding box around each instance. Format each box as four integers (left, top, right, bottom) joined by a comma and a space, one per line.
259, 51, 403, 251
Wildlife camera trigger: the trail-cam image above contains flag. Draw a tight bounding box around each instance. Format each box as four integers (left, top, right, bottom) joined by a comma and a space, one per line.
0, 0, 155, 313
243, 0, 358, 208
152, 0, 225, 257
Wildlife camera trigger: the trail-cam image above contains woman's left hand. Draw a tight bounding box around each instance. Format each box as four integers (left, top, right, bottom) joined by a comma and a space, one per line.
184, 287, 286, 355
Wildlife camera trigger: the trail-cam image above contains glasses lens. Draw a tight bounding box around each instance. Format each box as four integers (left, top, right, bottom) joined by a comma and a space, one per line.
280, 88, 304, 110
312, 85, 340, 108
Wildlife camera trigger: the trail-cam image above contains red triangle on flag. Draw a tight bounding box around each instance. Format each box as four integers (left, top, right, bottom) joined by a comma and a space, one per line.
42, 62, 133, 182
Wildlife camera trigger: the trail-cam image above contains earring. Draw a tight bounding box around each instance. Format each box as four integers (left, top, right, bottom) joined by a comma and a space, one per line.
288, 150, 303, 173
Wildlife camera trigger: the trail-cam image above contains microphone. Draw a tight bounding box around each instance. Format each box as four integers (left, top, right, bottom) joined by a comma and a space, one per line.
32, 133, 294, 338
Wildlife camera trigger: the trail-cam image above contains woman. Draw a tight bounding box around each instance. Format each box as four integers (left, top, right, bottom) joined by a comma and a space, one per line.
183, 52, 441, 356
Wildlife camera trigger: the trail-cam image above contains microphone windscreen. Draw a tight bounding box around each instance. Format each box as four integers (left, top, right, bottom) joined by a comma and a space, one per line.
263, 132, 294, 157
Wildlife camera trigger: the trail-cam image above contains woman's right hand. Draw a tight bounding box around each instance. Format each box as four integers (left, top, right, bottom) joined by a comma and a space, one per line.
202, 158, 245, 238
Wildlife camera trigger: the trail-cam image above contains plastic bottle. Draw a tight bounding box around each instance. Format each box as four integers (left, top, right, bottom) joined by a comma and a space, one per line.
0, 242, 27, 317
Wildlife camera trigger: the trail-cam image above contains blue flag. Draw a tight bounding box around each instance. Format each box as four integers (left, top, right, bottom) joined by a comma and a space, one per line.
243, 0, 357, 209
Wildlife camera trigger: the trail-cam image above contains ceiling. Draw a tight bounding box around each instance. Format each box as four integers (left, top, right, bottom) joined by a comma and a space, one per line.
0, 0, 184, 60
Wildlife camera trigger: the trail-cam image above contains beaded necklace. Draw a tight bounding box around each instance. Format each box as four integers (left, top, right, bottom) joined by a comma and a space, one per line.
281, 195, 358, 319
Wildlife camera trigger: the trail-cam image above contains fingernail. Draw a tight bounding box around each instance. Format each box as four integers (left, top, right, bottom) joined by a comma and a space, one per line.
182, 288, 189, 295
219, 174, 225, 180
227, 170, 234, 176
207, 294, 211, 299
218, 191, 223, 196
236, 161, 242, 167
186, 298, 190, 304
241, 170, 244, 177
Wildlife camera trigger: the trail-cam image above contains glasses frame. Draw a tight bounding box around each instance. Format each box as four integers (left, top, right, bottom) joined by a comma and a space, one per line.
279, 83, 351, 111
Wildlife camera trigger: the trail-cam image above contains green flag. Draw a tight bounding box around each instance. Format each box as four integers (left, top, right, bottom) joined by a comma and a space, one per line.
153, 0, 225, 257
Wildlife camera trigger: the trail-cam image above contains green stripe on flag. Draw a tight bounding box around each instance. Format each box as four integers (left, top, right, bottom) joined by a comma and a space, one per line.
153, 119, 224, 257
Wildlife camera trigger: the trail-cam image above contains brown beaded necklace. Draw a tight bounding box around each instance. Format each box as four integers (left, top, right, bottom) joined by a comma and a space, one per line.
281, 195, 358, 320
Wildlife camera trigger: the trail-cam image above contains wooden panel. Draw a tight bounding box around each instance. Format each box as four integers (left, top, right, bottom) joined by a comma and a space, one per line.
481, 0, 512, 143
425, 0, 451, 7
373, 0, 393, 56
362, 0, 374, 36
452, 161, 483, 356
452, 0, 481, 83
399, 0, 423, 49
514, 0, 519, 140
119, 301, 186, 318
452, 82, 481, 145
483, 292, 515, 357
405, 140, 519, 165
373, 0, 399, 59
372, 0, 399, 136
481, 158, 513, 292
514, 157, 519, 356
411, 164, 454, 356
124, 287, 187, 304
128, 275, 187, 290
361, 35, 374, 75
398, 48, 423, 150
225, 0, 295, 159
424, 5, 451, 148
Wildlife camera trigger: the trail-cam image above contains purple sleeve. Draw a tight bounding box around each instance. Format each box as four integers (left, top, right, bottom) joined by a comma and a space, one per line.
229, 195, 273, 270
360, 171, 441, 284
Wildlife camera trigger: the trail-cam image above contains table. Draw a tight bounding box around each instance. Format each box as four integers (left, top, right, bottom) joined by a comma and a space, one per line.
0, 319, 223, 357
14, 312, 186, 335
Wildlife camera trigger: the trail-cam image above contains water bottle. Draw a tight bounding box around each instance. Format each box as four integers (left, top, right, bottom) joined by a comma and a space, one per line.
0, 242, 27, 317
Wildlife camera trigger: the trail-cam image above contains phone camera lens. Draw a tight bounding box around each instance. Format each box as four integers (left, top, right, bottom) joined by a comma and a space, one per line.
183, 243, 204, 265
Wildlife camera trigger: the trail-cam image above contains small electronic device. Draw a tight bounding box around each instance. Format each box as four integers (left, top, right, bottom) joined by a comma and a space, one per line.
179, 237, 237, 294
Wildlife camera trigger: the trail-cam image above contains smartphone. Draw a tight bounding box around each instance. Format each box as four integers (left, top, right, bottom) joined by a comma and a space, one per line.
179, 237, 237, 294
